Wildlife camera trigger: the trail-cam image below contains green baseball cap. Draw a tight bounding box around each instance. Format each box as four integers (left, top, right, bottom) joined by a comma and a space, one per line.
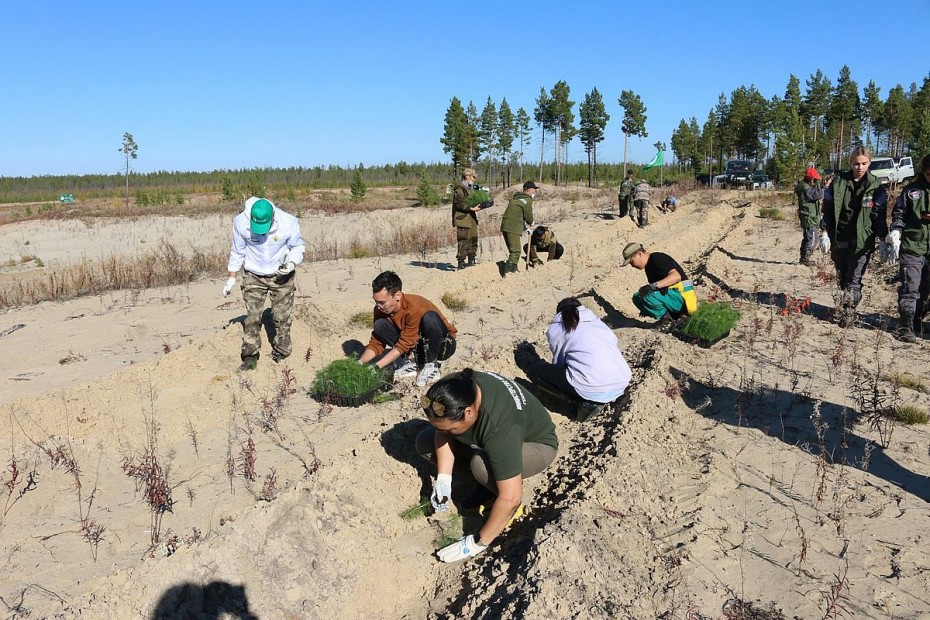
250, 199, 273, 235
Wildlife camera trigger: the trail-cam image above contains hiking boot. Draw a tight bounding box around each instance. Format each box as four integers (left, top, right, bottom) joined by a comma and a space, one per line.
457, 260, 466, 270
899, 313, 918, 343
415, 362, 442, 387
575, 401, 606, 422
393, 358, 418, 379
467, 256, 476, 266
271, 351, 288, 363
800, 257, 815, 266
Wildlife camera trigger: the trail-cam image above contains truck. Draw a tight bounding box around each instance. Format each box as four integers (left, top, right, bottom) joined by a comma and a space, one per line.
868, 156, 915, 185
724, 160, 753, 189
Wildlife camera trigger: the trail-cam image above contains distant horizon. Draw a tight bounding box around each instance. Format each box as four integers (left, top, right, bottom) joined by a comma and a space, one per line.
3, 1, 928, 178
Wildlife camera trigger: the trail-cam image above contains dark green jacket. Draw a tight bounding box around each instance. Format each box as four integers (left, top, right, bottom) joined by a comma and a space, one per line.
795, 180, 822, 229
451, 182, 477, 231
618, 178, 634, 198
500, 192, 534, 233
821, 171, 888, 253
891, 176, 930, 257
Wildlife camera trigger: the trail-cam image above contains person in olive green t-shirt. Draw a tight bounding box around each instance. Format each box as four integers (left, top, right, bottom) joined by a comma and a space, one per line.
415, 368, 558, 562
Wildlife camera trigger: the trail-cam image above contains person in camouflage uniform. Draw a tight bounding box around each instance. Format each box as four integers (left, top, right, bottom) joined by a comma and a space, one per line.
888, 154, 930, 343
525, 226, 564, 267
500, 181, 537, 275
795, 167, 828, 266
452, 168, 481, 270
618, 171, 634, 218
820, 146, 889, 327
632, 179, 652, 228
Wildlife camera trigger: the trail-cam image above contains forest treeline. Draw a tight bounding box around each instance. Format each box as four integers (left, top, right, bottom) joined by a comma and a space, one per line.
443, 66, 930, 187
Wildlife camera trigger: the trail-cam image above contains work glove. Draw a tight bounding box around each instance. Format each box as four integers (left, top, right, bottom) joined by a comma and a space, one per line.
638, 282, 658, 298
819, 231, 831, 254
437, 535, 486, 563
276, 261, 296, 276
222, 276, 237, 297
430, 473, 452, 513
886, 230, 901, 263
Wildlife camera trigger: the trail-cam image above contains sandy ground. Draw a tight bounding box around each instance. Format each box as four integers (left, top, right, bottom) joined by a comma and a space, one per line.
1, 186, 930, 619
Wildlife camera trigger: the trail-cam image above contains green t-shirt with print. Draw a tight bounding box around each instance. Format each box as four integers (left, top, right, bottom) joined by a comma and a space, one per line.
453, 371, 558, 481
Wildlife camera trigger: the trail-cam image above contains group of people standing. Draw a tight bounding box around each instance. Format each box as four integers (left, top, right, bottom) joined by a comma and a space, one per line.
797, 147, 930, 340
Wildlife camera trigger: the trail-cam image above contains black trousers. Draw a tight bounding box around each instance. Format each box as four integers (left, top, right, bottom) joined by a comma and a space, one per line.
526, 361, 582, 402
373, 311, 456, 365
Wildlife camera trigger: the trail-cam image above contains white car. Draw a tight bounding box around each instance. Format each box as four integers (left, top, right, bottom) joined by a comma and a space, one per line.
869, 156, 915, 185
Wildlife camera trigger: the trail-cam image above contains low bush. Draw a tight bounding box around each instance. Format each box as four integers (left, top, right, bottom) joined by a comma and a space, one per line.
882, 372, 928, 394
310, 358, 385, 399
349, 311, 374, 328
681, 301, 741, 342
441, 292, 469, 311
886, 405, 929, 425
758, 207, 784, 220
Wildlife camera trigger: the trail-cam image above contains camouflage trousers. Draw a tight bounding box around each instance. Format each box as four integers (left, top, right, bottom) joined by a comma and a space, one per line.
240, 270, 295, 361
456, 226, 478, 261
634, 200, 649, 227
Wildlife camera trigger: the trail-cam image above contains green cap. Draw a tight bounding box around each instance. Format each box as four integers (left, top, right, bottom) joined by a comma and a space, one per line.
620, 242, 643, 266
250, 199, 273, 235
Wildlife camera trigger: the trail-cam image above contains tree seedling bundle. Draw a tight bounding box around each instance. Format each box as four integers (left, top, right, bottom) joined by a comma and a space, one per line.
678, 301, 741, 347
310, 358, 387, 406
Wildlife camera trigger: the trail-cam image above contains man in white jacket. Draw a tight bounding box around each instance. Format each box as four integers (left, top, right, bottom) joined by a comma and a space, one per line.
224, 196, 305, 368
527, 297, 632, 421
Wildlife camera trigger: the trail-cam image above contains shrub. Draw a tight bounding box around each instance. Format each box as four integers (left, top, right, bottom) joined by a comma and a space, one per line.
758, 207, 784, 220
349, 311, 374, 328
310, 358, 384, 399
886, 405, 929, 425
882, 372, 928, 394
350, 170, 367, 202
681, 301, 741, 342
416, 177, 441, 207
441, 291, 469, 311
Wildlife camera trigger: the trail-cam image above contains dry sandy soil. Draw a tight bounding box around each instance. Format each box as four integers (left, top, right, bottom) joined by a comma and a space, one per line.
1, 186, 930, 619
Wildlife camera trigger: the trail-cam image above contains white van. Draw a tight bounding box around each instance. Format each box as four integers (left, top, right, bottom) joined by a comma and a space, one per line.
869, 156, 915, 184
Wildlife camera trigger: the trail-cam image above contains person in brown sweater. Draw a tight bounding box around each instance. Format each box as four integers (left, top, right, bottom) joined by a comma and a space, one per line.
358, 271, 457, 387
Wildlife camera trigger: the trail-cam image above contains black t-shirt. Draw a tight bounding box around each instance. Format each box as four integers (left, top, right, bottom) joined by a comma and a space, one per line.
645, 252, 687, 292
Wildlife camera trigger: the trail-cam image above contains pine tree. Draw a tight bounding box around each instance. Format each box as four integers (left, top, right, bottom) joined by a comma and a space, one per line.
549, 80, 576, 185
478, 97, 498, 186
440, 97, 471, 176
350, 168, 367, 202
578, 88, 609, 187
827, 65, 861, 168
618, 90, 648, 177
497, 98, 515, 187
802, 70, 832, 166
119, 132, 138, 207
688, 117, 702, 171
466, 101, 481, 165
884, 85, 912, 158
534, 87, 553, 180
515, 107, 531, 182
416, 176, 440, 207
862, 80, 883, 149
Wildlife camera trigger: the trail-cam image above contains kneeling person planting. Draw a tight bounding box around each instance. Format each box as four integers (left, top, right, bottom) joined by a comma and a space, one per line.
622, 242, 689, 324
415, 369, 559, 562
358, 271, 457, 387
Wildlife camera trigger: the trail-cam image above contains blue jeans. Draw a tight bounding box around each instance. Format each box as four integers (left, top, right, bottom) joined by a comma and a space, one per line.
632, 288, 685, 319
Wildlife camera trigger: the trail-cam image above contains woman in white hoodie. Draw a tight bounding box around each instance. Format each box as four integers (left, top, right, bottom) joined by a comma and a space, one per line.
528, 297, 632, 421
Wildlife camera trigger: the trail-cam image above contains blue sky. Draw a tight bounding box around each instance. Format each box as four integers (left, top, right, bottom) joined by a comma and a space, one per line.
2, 1, 929, 178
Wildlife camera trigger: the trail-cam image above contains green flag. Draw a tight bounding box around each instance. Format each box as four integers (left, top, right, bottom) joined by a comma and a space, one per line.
642, 149, 664, 170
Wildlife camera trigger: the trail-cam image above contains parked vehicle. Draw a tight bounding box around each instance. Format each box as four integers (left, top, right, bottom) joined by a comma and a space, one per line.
751, 172, 774, 190
724, 160, 753, 189
869, 156, 915, 185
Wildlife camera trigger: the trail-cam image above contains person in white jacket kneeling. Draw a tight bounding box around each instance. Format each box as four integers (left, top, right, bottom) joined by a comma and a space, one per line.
527, 297, 632, 422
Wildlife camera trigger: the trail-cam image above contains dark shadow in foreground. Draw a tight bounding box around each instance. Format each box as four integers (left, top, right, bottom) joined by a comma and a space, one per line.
151, 581, 257, 619
672, 366, 930, 502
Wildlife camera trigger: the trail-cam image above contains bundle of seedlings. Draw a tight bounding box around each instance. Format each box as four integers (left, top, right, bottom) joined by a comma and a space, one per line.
676, 301, 741, 348
310, 357, 389, 407
465, 187, 492, 208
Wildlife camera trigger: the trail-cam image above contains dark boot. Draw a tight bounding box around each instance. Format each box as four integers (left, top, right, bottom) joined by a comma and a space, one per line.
836, 305, 855, 328
899, 312, 918, 343
467, 255, 476, 266
457, 259, 466, 270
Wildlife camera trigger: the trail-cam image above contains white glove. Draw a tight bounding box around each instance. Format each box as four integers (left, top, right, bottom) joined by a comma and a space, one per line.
430, 473, 452, 513
887, 230, 901, 263
819, 232, 831, 254
222, 276, 237, 297
437, 534, 486, 563
276, 261, 295, 276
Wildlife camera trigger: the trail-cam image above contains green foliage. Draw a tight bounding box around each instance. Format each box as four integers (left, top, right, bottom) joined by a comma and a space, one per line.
348, 241, 372, 258
416, 177, 441, 207
579, 87, 610, 187
310, 358, 384, 399
886, 405, 929, 425
440, 291, 469, 311
120, 132, 139, 207
221, 175, 239, 201
465, 189, 490, 207
400, 498, 431, 520
434, 513, 463, 548
349, 311, 374, 328
758, 207, 784, 220
246, 172, 266, 198
350, 168, 367, 202
681, 302, 741, 342
441, 96, 473, 175
618, 90, 648, 139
